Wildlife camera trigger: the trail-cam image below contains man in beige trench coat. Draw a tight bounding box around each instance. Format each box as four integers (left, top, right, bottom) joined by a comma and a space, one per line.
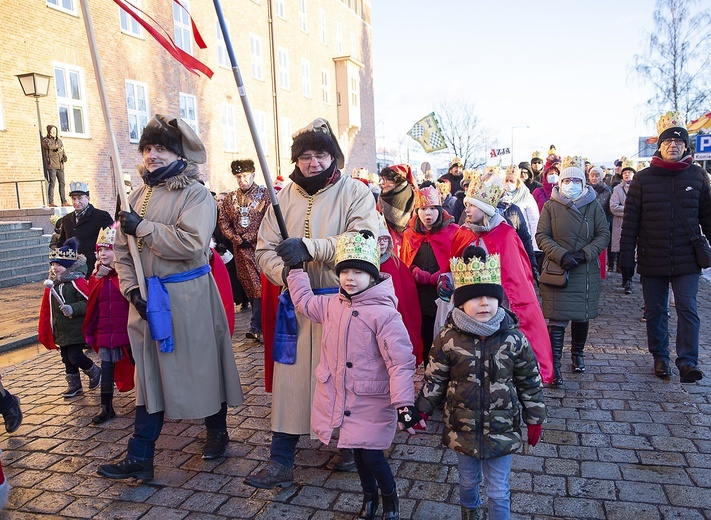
245, 118, 378, 489
98, 114, 244, 480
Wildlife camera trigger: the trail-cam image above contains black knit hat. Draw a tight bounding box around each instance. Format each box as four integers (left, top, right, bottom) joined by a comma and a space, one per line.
658, 126, 689, 148
335, 230, 380, 280
452, 246, 504, 307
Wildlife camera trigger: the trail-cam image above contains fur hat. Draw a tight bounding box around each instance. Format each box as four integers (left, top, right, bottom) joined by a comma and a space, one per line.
231, 159, 256, 174
335, 230, 380, 280
451, 246, 504, 307
49, 237, 80, 268
291, 118, 344, 168
139, 114, 207, 164
657, 111, 689, 148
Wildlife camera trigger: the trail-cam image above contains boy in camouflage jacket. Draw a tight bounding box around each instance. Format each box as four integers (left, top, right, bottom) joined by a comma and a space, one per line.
416, 246, 545, 520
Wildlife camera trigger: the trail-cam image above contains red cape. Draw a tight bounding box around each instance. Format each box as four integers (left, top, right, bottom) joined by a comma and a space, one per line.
210, 248, 235, 337
83, 274, 135, 393
381, 256, 423, 364
38, 278, 89, 351
401, 213, 459, 272
261, 274, 281, 392
451, 224, 554, 383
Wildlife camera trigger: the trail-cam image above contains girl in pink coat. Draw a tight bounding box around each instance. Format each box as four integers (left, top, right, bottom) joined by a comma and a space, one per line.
286, 230, 423, 520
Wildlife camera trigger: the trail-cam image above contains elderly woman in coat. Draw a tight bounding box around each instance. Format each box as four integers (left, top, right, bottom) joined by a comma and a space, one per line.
100, 115, 244, 480
609, 160, 635, 292
536, 157, 610, 386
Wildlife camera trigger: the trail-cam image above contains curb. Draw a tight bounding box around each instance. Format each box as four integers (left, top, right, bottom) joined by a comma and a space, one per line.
0, 334, 38, 354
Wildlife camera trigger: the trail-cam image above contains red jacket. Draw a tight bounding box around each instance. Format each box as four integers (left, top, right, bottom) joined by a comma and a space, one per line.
84, 271, 130, 350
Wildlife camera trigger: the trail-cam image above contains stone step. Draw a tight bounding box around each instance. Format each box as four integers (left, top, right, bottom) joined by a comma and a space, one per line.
0, 227, 45, 242
0, 221, 33, 232
0, 250, 50, 270
0, 242, 50, 260
0, 234, 51, 249
0, 262, 48, 288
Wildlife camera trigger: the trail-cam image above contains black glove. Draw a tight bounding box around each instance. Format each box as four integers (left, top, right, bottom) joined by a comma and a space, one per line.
620, 266, 635, 281
397, 405, 423, 431
572, 250, 586, 264
275, 238, 312, 267
215, 243, 227, 255
118, 208, 143, 236
559, 252, 579, 270
128, 288, 147, 320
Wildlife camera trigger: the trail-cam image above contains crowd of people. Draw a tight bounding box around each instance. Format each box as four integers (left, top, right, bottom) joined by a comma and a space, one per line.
2, 109, 704, 520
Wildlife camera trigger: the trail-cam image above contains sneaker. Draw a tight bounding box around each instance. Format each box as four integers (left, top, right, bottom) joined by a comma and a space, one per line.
97, 457, 154, 480
202, 430, 229, 459
327, 448, 356, 471
3, 395, 23, 433
244, 460, 293, 489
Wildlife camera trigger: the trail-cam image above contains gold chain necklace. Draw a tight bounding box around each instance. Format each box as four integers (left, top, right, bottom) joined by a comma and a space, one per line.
137, 186, 155, 252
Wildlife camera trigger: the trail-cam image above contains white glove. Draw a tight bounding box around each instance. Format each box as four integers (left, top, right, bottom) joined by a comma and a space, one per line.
95, 265, 112, 279
60, 304, 74, 317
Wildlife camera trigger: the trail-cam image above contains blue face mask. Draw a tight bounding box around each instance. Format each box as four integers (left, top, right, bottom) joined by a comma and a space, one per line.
560, 182, 583, 200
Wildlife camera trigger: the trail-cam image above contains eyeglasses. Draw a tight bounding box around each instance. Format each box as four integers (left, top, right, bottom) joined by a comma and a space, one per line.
661, 138, 685, 147
560, 178, 583, 184
297, 152, 331, 163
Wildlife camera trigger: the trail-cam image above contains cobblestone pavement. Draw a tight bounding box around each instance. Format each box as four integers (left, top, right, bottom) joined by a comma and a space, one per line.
0, 272, 709, 519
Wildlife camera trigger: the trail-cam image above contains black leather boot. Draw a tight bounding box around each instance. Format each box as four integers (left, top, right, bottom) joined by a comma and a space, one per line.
381, 486, 400, 519
607, 252, 616, 273
548, 325, 566, 386
92, 392, 116, 424
358, 491, 379, 519
570, 321, 589, 372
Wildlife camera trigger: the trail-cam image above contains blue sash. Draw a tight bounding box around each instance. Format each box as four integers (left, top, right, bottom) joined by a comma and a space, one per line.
273, 286, 338, 365
146, 264, 211, 353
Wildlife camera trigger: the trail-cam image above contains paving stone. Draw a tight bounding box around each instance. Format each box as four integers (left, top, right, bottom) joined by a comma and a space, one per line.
544, 457, 579, 476
553, 496, 606, 519
180, 491, 229, 513
604, 500, 661, 520
568, 476, 616, 499
665, 484, 711, 508
617, 480, 667, 504
580, 461, 622, 480
411, 500, 460, 520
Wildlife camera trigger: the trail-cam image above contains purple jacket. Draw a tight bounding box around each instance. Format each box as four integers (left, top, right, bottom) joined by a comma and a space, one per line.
287, 269, 416, 449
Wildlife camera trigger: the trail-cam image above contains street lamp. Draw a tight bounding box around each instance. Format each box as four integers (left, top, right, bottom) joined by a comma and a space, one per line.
16, 72, 52, 181
511, 125, 530, 166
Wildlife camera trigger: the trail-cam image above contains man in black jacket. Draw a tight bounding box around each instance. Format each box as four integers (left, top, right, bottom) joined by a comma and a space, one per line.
57, 181, 113, 277
619, 112, 711, 383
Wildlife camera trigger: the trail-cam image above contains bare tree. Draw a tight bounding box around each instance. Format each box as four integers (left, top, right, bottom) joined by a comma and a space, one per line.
633, 0, 711, 121
435, 99, 487, 168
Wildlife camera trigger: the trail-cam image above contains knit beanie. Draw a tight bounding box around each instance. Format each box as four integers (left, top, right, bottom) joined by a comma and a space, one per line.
452, 246, 504, 307
657, 111, 689, 148
558, 156, 586, 184
49, 237, 79, 268
335, 230, 380, 280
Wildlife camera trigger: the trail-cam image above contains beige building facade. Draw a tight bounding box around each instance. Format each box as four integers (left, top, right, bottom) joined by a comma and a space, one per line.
0, 0, 375, 211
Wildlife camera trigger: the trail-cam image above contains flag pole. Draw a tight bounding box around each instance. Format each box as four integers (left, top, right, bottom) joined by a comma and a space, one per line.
78, 0, 147, 297
213, 0, 289, 239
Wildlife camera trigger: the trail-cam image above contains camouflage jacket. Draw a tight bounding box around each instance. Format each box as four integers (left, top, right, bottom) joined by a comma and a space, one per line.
415, 309, 545, 459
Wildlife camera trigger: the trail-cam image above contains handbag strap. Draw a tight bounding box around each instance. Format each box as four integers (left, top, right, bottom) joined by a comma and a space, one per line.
667, 188, 702, 243
571, 205, 589, 251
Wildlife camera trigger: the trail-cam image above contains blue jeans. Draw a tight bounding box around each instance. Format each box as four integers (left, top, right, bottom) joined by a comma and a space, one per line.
641, 273, 700, 368
458, 453, 512, 520
353, 448, 395, 495
269, 431, 300, 468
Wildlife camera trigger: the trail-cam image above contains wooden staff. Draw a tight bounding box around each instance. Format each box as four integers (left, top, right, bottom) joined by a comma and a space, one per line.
78, 0, 146, 297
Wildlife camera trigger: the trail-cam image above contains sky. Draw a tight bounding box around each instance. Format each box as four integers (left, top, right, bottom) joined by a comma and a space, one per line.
371, 0, 664, 169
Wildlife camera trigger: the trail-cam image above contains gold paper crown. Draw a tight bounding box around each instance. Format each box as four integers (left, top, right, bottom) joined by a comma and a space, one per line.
450, 253, 502, 289
465, 174, 505, 208
562, 155, 585, 170
68, 181, 89, 194
334, 232, 380, 270
49, 247, 78, 263
531, 150, 543, 160
657, 111, 686, 136
505, 165, 520, 178
621, 158, 636, 171
436, 181, 451, 195
415, 186, 441, 208
484, 166, 502, 179
96, 224, 117, 249
449, 157, 463, 168
462, 169, 481, 182
636, 161, 648, 171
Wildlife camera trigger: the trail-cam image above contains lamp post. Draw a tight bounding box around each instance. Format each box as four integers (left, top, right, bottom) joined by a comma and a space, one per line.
16, 72, 52, 182
511, 125, 530, 166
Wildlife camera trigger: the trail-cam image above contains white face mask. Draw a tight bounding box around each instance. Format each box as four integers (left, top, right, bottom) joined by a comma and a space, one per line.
547, 174, 559, 184
560, 182, 583, 200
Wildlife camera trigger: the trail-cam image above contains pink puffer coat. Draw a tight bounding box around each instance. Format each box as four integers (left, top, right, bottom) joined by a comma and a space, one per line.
287, 269, 416, 449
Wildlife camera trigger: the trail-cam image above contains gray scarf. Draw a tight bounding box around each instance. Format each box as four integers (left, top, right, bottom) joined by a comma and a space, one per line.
463, 212, 505, 234
451, 306, 505, 337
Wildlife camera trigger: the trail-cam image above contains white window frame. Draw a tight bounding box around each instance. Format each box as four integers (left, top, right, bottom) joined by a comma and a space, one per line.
250, 33, 264, 80
254, 110, 268, 156
318, 9, 327, 45
301, 60, 312, 99
125, 80, 150, 144
173, 0, 193, 55
321, 70, 330, 104
47, 0, 76, 15
275, 0, 285, 19
119, 1, 142, 37
335, 22, 343, 54
278, 47, 290, 90
217, 20, 230, 68
298, 0, 308, 33
179, 92, 199, 133
221, 103, 237, 152
53, 63, 89, 137
350, 77, 359, 108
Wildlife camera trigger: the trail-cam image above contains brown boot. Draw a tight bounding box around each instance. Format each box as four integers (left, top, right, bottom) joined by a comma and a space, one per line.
243, 460, 293, 489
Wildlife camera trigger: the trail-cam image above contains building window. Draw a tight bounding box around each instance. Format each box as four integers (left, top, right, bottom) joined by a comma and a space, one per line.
179, 92, 198, 133
275, 0, 285, 19
250, 33, 264, 80
47, 0, 76, 15
222, 104, 237, 152
54, 63, 88, 136
217, 20, 229, 68
254, 110, 268, 155
278, 48, 290, 90
335, 22, 343, 54
119, 1, 141, 37
126, 80, 149, 143
350, 77, 359, 108
298, 0, 307, 33
321, 70, 330, 104
173, 0, 192, 54
301, 60, 311, 99
318, 9, 327, 45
